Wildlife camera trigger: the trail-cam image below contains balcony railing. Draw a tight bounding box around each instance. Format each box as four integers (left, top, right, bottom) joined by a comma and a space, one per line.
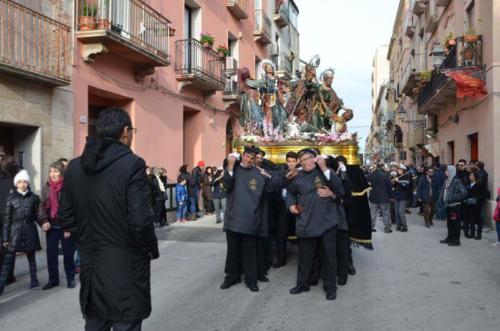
418, 36, 483, 113
254, 10, 272, 44
224, 77, 240, 96
418, 46, 456, 111
425, 0, 439, 33
175, 39, 225, 92
404, 10, 415, 38
0, 0, 71, 85
271, 53, 293, 78
412, 0, 427, 16
273, 1, 289, 28
226, 0, 248, 20
401, 53, 425, 95
76, 0, 170, 67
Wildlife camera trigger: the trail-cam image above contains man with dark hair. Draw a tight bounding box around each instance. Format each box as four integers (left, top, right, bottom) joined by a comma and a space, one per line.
59, 108, 159, 331
367, 163, 394, 233
456, 159, 468, 185
192, 161, 205, 218
220, 146, 277, 292
286, 149, 344, 301
57, 158, 69, 170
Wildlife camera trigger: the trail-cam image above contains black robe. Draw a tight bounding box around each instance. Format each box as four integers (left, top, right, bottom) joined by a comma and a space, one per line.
346, 165, 373, 249
285, 167, 344, 238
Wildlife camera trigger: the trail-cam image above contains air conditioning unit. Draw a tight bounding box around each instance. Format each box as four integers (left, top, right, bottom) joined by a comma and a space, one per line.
226, 57, 238, 70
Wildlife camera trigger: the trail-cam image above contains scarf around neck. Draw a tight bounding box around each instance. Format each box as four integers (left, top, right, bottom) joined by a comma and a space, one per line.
47, 178, 63, 219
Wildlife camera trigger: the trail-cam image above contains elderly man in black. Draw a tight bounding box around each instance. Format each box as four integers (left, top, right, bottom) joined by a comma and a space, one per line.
285, 149, 345, 301
220, 146, 276, 292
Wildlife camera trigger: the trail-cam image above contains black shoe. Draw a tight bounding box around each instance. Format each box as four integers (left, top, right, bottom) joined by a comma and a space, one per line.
425, 223, 430, 228
448, 241, 461, 246
220, 278, 241, 290
272, 262, 286, 269
474, 234, 482, 240
326, 291, 337, 301
440, 238, 450, 244
289, 285, 310, 295
347, 265, 356, 276
248, 284, 259, 292
337, 276, 347, 286
396, 225, 402, 231
372, 228, 377, 232
384, 228, 393, 233
401, 227, 408, 232
42, 282, 59, 291
67, 280, 76, 289
257, 277, 269, 283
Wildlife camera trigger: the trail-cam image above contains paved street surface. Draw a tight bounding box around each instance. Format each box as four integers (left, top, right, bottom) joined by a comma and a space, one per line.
0, 211, 499, 331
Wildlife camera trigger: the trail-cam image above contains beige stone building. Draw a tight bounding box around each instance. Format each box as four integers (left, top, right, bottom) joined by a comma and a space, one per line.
384, 0, 500, 220
0, 0, 73, 192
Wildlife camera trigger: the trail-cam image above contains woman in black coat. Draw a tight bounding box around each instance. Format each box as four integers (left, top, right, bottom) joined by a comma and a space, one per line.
464, 171, 483, 240
0, 154, 18, 285
0, 170, 50, 294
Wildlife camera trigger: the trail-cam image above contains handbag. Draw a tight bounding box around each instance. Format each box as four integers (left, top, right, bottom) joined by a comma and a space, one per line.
465, 197, 477, 206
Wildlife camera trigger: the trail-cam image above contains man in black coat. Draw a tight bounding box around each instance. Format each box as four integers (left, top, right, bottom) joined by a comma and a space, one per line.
59, 108, 159, 331
220, 147, 277, 292
285, 149, 345, 301
367, 164, 394, 233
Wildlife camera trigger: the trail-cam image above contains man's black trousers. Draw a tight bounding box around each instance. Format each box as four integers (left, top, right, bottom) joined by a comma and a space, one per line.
224, 230, 257, 286
297, 226, 337, 292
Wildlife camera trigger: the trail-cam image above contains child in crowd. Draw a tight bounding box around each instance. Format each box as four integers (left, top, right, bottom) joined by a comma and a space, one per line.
0, 170, 50, 294
176, 175, 188, 223
493, 187, 500, 247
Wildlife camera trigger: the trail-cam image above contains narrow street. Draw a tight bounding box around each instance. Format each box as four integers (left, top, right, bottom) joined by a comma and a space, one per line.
0, 211, 499, 331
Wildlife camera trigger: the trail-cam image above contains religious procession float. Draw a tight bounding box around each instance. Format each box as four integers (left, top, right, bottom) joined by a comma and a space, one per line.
233, 55, 360, 165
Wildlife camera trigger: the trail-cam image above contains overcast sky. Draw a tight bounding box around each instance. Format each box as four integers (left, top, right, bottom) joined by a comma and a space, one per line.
297, 0, 399, 149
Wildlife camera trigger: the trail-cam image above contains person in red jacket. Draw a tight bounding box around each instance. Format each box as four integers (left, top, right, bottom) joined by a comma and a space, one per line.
492, 187, 500, 248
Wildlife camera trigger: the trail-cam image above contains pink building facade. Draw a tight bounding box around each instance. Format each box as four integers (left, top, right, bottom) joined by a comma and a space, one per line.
72, 0, 283, 178
386, 0, 500, 222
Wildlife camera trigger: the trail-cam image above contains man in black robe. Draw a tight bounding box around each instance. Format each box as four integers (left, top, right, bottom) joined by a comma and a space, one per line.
272, 151, 299, 268
285, 149, 344, 301
220, 147, 277, 292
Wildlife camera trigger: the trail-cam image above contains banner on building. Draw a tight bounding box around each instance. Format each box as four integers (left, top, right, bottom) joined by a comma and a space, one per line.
444, 68, 487, 99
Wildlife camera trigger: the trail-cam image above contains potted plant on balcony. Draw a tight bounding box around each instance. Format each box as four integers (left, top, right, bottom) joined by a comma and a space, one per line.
97, 0, 111, 30
444, 32, 456, 51
463, 27, 480, 42
216, 45, 229, 59
200, 33, 215, 48
420, 70, 432, 84
79, 3, 98, 31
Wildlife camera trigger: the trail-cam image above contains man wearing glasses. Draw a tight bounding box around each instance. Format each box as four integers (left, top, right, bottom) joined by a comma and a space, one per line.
285, 148, 344, 301
59, 108, 159, 331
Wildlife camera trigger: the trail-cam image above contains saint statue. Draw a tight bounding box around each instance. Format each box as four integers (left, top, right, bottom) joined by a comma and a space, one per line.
313, 69, 343, 131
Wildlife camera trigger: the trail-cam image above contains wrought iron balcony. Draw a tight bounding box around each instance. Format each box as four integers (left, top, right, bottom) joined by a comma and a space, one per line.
425, 0, 439, 33
75, 0, 170, 71
175, 39, 225, 93
437, 0, 451, 7
254, 10, 272, 44
404, 10, 415, 38
400, 53, 425, 95
273, 1, 289, 28
223, 59, 241, 108
226, 0, 248, 20
412, 0, 427, 16
0, 0, 71, 85
418, 36, 483, 113
271, 53, 293, 79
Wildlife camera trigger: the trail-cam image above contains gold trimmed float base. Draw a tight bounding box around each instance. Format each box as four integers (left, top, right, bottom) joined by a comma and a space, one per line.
234, 143, 360, 165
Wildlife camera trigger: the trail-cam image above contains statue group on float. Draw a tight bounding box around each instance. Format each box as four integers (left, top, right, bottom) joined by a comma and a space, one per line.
237, 55, 354, 142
